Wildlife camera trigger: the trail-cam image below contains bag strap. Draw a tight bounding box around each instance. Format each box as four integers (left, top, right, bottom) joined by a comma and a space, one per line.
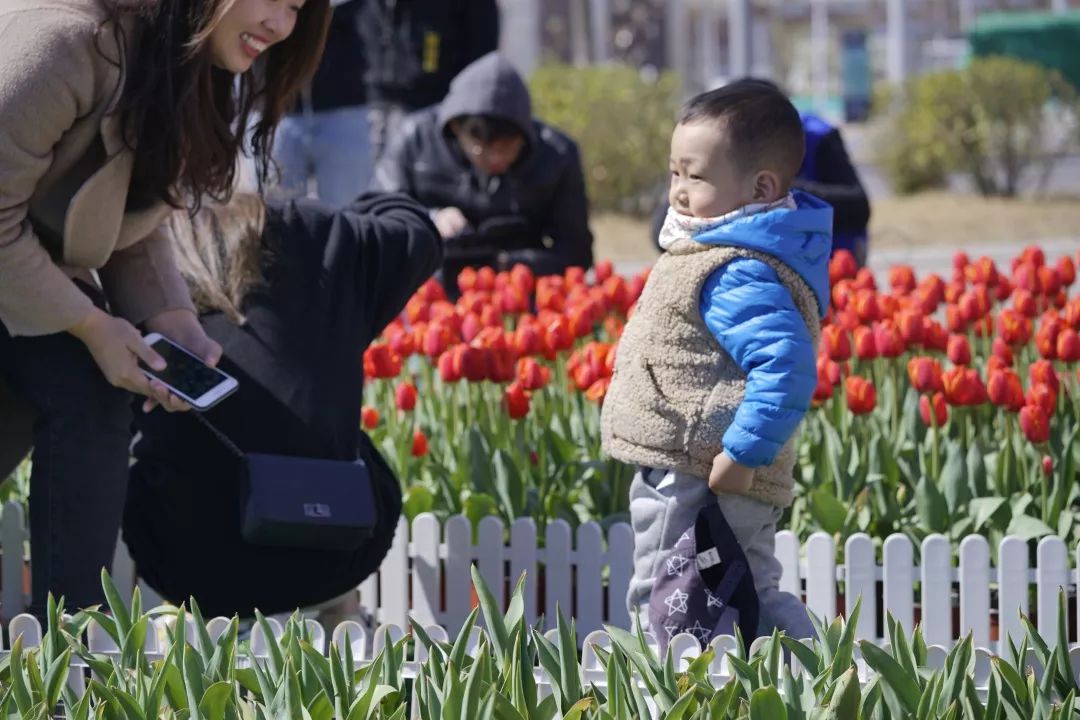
191, 411, 246, 460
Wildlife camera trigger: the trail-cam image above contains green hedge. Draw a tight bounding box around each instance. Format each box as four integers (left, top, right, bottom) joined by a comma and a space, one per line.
882, 56, 1077, 196
530, 63, 679, 215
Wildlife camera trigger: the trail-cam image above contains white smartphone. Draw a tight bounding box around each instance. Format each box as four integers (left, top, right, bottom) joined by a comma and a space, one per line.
140, 333, 238, 411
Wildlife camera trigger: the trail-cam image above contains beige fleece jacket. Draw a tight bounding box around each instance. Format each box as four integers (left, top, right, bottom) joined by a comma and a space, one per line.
0, 0, 193, 338
600, 236, 820, 508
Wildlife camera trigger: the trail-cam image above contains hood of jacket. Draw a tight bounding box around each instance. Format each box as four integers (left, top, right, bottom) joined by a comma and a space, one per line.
436, 51, 536, 146
691, 190, 833, 316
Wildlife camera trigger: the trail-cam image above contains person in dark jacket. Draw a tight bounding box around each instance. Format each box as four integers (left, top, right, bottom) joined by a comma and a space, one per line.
360, 0, 500, 161
372, 52, 593, 291
271, 0, 373, 206
651, 81, 871, 266
121, 192, 441, 618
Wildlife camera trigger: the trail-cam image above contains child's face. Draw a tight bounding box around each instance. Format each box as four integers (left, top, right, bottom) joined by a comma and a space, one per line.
668, 120, 757, 218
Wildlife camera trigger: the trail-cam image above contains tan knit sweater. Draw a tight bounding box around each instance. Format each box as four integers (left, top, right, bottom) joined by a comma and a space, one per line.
600, 236, 821, 508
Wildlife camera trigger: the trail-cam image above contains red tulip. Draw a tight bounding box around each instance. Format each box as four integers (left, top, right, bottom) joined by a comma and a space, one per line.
953, 251, 970, 270
945, 305, 967, 333
945, 279, 965, 304
395, 381, 418, 411
1056, 328, 1080, 363
411, 428, 429, 457
455, 345, 489, 383
1038, 265, 1061, 296
853, 267, 877, 291
516, 357, 550, 391
946, 334, 972, 366
907, 356, 944, 393
1029, 359, 1060, 395
1014, 261, 1041, 293
1021, 245, 1046, 267
513, 321, 544, 357
942, 366, 987, 406
602, 276, 631, 314
1042, 455, 1054, 478
821, 325, 852, 362
543, 315, 573, 355
422, 323, 452, 359
1026, 382, 1057, 418
997, 309, 1032, 347
437, 349, 462, 382
405, 295, 431, 324
845, 375, 876, 415
1019, 405, 1050, 445
987, 369, 1024, 412
922, 319, 950, 352
896, 310, 925, 347
919, 392, 948, 427
475, 267, 496, 292
868, 321, 902, 358
965, 256, 999, 286
853, 290, 879, 323
1056, 255, 1075, 287
1035, 318, 1061, 359
1067, 298, 1080, 330
457, 267, 478, 295
829, 249, 858, 283
991, 336, 1014, 366
594, 260, 614, 283
813, 369, 834, 403
361, 406, 380, 430
832, 280, 855, 311
363, 344, 402, 379
503, 382, 531, 419
1013, 288, 1038, 318
889, 264, 916, 293
853, 326, 878, 360
387, 326, 417, 358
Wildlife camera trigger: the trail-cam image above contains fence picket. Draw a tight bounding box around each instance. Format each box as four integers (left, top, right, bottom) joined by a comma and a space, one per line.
959, 535, 991, 650
8, 614, 40, 649
380, 515, 410, 630
575, 522, 604, 638
1036, 536, 1068, 645
510, 518, 538, 626
844, 534, 876, 640
410, 513, 441, 629
882, 534, 914, 636
477, 516, 505, 614
998, 536, 1029, 655
444, 515, 473, 636
2, 502, 26, 616
544, 520, 573, 632
920, 535, 952, 647
775, 530, 800, 596
607, 522, 633, 631
805, 533, 836, 623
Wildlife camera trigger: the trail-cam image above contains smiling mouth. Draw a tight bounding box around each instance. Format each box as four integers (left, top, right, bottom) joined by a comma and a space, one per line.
240, 32, 269, 57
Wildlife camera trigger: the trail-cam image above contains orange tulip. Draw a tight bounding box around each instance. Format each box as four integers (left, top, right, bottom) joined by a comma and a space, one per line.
997, 308, 1032, 347
1056, 328, 1080, 363
942, 366, 987, 406
829, 249, 858, 283
516, 357, 550, 391
853, 326, 878, 360
889, 264, 916, 293
821, 325, 852, 362
907, 357, 944, 393
845, 375, 876, 415
363, 344, 402, 379
585, 377, 611, 404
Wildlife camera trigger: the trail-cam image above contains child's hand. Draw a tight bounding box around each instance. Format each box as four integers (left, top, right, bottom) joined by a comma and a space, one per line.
708, 452, 754, 495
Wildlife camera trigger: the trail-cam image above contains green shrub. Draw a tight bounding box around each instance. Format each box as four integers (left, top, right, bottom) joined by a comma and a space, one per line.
529, 63, 680, 215
883, 56, 1076, 196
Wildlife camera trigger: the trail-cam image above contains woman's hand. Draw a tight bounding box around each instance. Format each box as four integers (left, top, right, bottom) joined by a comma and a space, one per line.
141, 308, 223, 413
68, 307, 185, 410
433, 207, 469, 239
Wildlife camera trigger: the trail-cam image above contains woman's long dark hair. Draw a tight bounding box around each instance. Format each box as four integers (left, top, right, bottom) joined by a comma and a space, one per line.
103, 0, 330, 210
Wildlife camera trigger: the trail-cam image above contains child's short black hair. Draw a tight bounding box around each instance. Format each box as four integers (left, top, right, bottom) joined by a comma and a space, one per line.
678, 79, 805, 185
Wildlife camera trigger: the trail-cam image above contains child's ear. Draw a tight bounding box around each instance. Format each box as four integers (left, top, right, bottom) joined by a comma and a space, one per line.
751, 171, 781, 202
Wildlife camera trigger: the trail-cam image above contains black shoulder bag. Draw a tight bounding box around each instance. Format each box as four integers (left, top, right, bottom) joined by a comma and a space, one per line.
193, 413, 378, 550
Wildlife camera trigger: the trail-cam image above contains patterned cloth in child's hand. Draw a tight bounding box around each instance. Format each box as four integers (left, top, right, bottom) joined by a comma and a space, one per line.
648, 502, 760, 655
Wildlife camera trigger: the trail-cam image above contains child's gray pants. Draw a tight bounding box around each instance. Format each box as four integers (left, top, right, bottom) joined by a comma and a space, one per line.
628, 467, 815, 640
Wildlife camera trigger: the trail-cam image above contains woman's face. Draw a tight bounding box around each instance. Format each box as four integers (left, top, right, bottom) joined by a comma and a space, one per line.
208, 0, 305, 74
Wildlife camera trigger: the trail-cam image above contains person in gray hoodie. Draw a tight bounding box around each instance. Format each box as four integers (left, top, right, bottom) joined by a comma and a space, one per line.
370, 52, 593, 289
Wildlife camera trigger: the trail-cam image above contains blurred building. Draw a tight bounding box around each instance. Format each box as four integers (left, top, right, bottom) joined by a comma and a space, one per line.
497, 0, 1080, 121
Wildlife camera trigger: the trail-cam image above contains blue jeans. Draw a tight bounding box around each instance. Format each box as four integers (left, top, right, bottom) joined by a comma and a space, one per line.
271, 105, 373, 208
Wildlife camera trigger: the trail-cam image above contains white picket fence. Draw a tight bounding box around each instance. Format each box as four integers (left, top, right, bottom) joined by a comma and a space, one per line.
3, 501, 1080, 659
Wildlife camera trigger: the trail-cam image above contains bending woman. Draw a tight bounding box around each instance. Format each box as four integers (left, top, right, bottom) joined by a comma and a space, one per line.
123, 192, 441, 618
0, 0, 330, 617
